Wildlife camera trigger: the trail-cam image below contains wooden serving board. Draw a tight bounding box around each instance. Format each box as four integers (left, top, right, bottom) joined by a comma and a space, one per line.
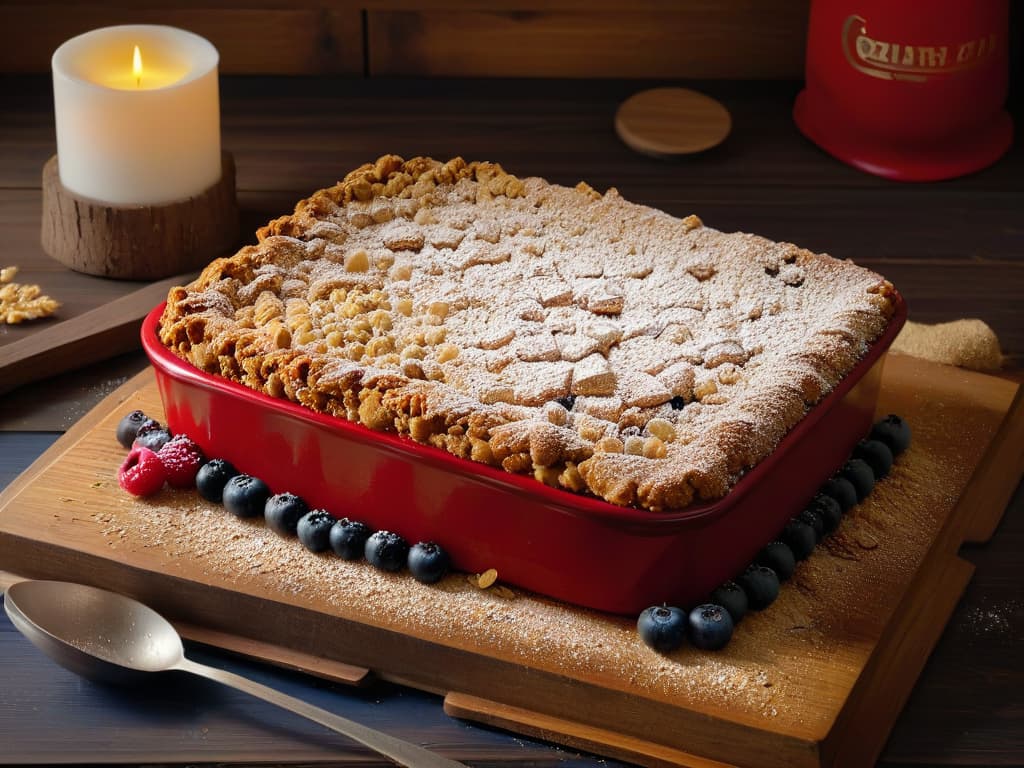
0, 271, 196, 397
1, 353, 1022, 768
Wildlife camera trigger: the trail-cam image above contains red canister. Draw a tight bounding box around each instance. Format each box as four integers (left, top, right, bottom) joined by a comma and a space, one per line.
794, 0, 1013, 181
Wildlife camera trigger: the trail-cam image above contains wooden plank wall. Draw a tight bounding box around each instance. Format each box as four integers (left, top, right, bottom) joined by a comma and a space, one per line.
0, 1, 810, 78
0, 3, 365, 75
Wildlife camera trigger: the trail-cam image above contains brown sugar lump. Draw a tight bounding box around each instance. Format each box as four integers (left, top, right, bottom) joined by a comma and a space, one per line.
160, 155, 897, 512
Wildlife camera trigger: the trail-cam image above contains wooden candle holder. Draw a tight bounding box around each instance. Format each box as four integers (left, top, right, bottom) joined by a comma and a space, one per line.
41, 153, 239, 280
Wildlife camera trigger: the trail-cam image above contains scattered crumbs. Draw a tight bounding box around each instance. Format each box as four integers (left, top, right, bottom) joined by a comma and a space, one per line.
956, 599, 1023, 645
93, 375, 130, 398
470, 568, 498, 589
91, 481, 106, 488
822, 535, 861, 561
854, 532, 879, 550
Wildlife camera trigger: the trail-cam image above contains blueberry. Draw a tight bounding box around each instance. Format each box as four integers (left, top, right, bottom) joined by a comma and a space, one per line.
738, 565, 780, 610
133, 425, 173, 452
116, 410, 155, 449
297, 509, 335, 552
222, 474, 270, 518
870, 414, 911, 455
669, 396, 687, 410
853, 439, 894, 479
329, 518, 373, 560
709, 581, 748, 624
637, 605, 687, 653
264, 493, 309, 537
365, 530, 409, 572
797, 507, 825, 542
780, 518, 817, 560
756, 541, 796, 581
806, 494, 843, 535
555, 395, 576, 411
687, 604, 734, 651
840, 458, 875, 502
820, 476, 858, 513
196, 458, 239, 503
408, 541, 451, 584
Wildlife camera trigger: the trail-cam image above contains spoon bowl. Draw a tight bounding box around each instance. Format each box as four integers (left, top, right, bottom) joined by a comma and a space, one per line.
4, 580, 465, 768
5, 580, 184, 684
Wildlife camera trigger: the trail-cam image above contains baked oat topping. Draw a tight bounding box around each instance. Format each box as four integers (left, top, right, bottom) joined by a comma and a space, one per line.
160, 156, 895, 512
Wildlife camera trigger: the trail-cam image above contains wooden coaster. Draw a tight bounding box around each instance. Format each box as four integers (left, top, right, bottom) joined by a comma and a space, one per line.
615, 87, 731, 157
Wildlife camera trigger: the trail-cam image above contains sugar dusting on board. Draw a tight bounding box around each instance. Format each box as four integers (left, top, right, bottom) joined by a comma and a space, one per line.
955, 598, 1023, 645
83, 426, 977, 730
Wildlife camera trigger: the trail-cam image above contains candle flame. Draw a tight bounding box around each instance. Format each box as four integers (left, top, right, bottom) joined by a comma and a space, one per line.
132, 45, 142, 88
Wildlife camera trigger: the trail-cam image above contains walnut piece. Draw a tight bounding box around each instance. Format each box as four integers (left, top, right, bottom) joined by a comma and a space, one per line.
0, 266, 60, 324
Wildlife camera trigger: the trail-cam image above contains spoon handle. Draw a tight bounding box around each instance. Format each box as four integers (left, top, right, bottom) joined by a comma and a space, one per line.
175, 657, 467, 768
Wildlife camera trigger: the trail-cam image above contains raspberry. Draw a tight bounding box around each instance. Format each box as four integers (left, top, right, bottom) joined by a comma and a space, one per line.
118, 447, 167, 497
156, 435, 206, 489
133, 423, 172, 452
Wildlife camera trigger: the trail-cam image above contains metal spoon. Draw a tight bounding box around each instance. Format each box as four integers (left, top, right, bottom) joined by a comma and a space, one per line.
4, 580, 466, 768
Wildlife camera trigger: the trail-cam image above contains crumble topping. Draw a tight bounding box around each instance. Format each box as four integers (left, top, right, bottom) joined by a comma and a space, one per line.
160, 156, 895, 511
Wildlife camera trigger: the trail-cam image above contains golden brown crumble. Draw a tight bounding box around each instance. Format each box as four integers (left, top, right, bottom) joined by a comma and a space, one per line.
160, 156, 895, 512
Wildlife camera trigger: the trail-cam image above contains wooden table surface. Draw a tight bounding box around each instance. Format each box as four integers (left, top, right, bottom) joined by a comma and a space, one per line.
0, 74, 1021, 767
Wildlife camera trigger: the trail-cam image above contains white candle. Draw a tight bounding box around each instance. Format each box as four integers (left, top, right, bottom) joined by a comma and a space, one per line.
52, 25, 221, 206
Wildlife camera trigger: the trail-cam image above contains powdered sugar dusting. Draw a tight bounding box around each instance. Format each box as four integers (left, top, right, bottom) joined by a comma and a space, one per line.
79, 423, 974, 736
160, 157, 896, 512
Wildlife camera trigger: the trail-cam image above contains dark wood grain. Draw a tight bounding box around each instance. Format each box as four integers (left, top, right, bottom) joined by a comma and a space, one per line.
0, 4, 364, 75
880, 511, 1024, 764
0, 607, 616, 766
1, 1, 808, 79
0, 351, 147, 431
366, 6, 808, 78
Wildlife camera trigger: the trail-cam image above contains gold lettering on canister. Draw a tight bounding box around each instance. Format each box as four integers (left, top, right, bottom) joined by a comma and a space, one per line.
842, 15, 997, 82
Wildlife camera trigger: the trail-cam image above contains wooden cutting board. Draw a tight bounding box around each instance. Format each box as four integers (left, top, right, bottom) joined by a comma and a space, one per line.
0, 272, 195, 397
1, 353, 1021, 768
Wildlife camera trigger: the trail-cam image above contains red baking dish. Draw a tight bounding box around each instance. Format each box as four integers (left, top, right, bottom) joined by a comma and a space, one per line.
143, 293, 906, 615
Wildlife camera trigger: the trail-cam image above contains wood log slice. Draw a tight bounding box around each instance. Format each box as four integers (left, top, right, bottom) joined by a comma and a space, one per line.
41, 153, 239, 280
